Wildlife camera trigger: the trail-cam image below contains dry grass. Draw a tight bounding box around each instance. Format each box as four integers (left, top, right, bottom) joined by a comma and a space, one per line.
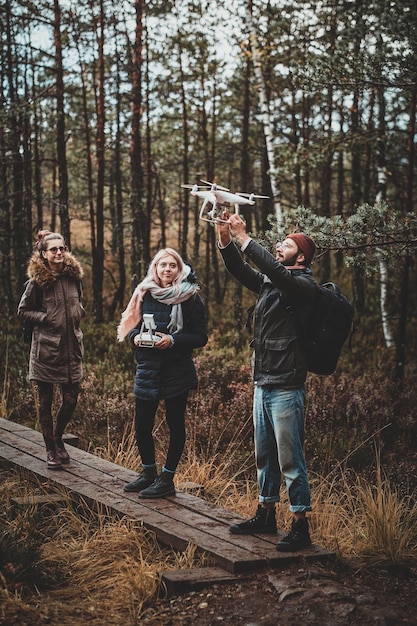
96, 418, 417, 568
0, 473, 205, 624
1, 458, 416, 625
1, 424, 416, 623
307, 460, 417, 567
94, 419, 142, 471
41, 513, 160, 621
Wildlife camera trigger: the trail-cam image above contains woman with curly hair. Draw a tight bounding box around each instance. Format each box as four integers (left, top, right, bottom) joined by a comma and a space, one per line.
18, 230, 85, 469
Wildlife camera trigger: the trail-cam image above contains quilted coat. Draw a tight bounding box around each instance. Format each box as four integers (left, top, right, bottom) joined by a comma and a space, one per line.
128, 291, 207, 401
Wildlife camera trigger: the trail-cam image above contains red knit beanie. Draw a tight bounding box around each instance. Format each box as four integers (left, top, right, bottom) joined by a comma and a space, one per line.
286, 233, 316, 266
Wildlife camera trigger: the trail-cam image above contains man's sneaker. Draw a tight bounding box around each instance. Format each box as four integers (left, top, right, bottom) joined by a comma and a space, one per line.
124, 466, 158, 492
276, 517, 312, 552
230, 505, 276, 535
139, 471, 175, 499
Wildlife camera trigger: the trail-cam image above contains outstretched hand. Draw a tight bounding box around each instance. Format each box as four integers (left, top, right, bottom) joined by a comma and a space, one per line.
216, 210, 251, 248
216, 210, 232, 247
227, 213, 248, 242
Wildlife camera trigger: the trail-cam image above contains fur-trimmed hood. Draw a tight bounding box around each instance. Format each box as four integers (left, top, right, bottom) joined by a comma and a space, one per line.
27, 252, 84, 289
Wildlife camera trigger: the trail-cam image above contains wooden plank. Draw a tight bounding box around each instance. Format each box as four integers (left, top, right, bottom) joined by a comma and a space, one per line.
0, 420, 31, 433
0, 434, 268, 573
10, 494, 68, 518
159, 567, 239, 597
0, 418, 334, 572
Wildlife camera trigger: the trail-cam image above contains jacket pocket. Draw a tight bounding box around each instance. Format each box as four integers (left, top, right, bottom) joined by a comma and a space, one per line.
74, 328, 84, 359
37, 332, 62, 364
263, 336, 296, 375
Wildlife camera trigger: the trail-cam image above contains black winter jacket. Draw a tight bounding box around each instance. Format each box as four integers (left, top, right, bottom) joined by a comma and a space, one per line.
220, 239, 317, 388
128, 291, 207, 400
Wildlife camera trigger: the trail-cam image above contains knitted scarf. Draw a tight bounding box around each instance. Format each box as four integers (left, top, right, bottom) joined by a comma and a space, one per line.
117, 265, 199, 341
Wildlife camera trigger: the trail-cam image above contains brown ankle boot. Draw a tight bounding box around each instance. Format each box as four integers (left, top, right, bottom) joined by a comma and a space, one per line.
54, 437, 70, 464
46, 450, 62, 470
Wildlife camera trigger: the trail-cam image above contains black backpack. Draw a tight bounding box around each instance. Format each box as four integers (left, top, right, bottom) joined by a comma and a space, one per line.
290, 282, 354, 376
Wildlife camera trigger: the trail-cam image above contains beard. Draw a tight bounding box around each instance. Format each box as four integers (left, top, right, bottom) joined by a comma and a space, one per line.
282, 252, 300, 266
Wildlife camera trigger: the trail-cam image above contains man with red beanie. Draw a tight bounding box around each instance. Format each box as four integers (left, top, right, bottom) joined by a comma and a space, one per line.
216, 212, 317, 552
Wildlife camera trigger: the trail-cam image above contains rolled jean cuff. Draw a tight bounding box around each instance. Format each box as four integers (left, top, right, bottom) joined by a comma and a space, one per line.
259, 496, 280, 504
289, 505, 312, 513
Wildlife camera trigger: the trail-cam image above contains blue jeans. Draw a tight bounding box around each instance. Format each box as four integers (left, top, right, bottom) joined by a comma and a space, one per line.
253, 385, 311, 513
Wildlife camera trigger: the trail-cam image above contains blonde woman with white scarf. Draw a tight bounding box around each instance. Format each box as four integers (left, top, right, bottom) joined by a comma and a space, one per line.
117, 248, 207, 498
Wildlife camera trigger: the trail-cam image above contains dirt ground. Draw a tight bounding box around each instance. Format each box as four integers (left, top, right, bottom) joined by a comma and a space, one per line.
141, 560, 417, 626
1, 557, 416, 625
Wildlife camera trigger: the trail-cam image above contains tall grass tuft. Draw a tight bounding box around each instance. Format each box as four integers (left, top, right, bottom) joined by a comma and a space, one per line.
336, 455, 417, 566
310, 448, 417, 567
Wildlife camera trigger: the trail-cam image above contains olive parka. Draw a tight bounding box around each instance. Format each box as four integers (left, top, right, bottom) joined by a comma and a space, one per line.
17, 252, 85, 383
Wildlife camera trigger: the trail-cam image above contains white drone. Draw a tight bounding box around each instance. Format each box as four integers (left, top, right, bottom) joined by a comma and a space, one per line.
181, 180, 269, 223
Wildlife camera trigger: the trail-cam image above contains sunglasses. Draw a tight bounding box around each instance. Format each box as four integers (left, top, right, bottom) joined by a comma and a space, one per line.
47, 246, 67, 254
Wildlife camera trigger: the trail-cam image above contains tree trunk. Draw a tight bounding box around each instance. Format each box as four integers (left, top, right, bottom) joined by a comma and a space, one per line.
375, 66, 394, 349
350, 88, 365, 315
22, 76, 33, 257
31, 55, 43, 235
144, 23, 155, 258
92, 0, 106, 323
0, 54, 13, 313
5, 0, 27, 291
232, 45, 252, 351
394, 82, 416, 387
108, 41, 126, 321
53, 0, 70, 246
178, 44, 190, 260
130, 0, 146, 287
246, 1, 281, 223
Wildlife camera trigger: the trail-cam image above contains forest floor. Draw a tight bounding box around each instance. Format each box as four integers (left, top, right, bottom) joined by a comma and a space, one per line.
2, 453, 417, 626
2, 558, 416, 625
140, 559, 417, 626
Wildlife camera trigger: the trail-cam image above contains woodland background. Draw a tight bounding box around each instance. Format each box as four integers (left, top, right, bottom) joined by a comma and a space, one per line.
1, 1, 417, 621
1, 0, 417, 468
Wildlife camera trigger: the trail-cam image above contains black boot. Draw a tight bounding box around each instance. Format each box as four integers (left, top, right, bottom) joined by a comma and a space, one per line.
230, 505, 276, 535
124, 465, 158, 492
138, 470, 175, 499
276, 517, 311, 552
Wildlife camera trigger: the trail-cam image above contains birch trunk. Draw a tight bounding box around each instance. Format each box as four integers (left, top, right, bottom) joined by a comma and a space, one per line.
245, 3, 282, 223
376, 176, 395, 348
375, 49, 394, 348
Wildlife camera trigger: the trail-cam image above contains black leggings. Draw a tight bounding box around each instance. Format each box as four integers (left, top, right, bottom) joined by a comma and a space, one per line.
34, 380, 79, 450
134, 392, 188, 472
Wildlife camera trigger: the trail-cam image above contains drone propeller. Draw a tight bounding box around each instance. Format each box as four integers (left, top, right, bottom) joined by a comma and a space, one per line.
181, 183, 210, 190
236, 192, 270, 199
200, 179, 230, 192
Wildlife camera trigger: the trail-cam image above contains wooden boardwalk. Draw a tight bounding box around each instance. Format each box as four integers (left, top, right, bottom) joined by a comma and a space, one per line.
0, 417, 333, 574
